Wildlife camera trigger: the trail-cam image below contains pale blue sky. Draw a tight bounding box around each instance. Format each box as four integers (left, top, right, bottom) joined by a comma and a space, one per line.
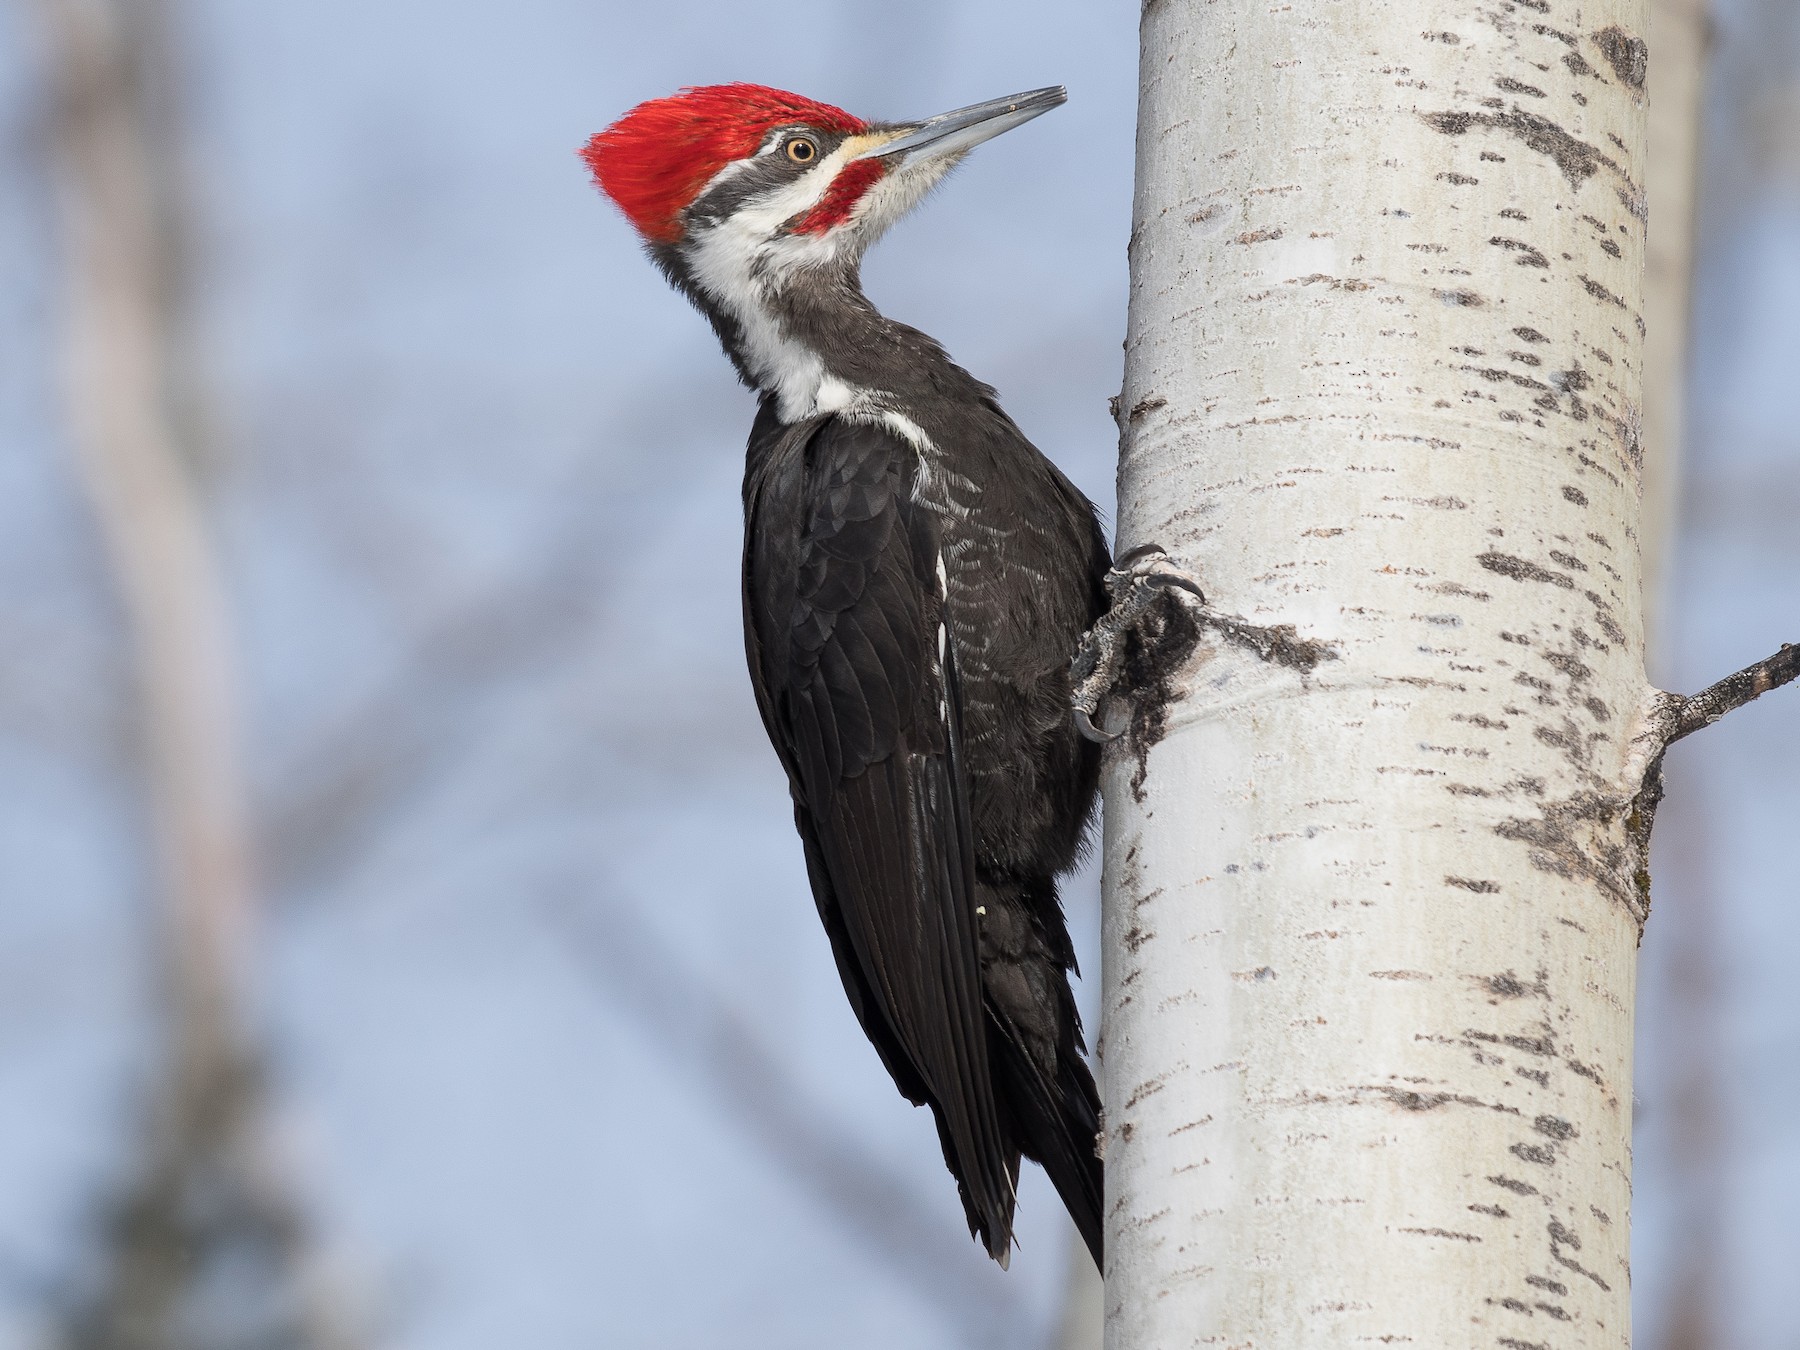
0, 3, 1795, 1347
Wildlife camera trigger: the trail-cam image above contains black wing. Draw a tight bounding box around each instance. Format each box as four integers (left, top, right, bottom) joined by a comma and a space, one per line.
741, 409, 1017, 1259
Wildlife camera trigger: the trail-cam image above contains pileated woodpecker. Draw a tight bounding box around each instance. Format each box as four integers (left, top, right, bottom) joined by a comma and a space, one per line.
584, 84, 1108, 1269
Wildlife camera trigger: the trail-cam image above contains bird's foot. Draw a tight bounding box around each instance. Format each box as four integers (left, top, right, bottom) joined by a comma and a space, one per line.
1070, 544, 1206, 743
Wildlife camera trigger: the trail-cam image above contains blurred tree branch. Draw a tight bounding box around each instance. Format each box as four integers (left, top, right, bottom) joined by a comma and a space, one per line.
1641, 2, 1718, 1344
35, 0, 355, 1344
1641, 0, 1714, 643
548, 882, 1035, 1348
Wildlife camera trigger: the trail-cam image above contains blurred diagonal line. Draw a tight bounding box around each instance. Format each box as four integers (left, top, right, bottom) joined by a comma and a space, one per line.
1648, 784, 1726, 1350
258, 394, 736, 901
543, 882, 1031, 1344
259, 527, 605, 897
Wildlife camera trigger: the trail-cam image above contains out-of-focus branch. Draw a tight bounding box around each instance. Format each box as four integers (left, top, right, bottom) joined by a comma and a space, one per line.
36, 2, 356, 1345
1649, 798, 1726, 1350
548, 884, 1032, 1347
40, 0, 251, 1086
258, 526, 605, 897
1641, 0, 1714, 644
1639, 4, 1716, 1340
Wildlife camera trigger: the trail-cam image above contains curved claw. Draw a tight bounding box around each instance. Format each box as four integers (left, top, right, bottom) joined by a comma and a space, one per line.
1144, 571, 1207, 605
1112, 541, 1169, 570
1074, 706, 1121, 744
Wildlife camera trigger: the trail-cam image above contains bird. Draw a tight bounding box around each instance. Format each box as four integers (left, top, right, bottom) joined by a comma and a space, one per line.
583, 83, 1109, 1270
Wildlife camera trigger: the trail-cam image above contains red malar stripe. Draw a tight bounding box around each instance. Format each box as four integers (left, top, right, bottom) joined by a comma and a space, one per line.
791, 159, 887, 236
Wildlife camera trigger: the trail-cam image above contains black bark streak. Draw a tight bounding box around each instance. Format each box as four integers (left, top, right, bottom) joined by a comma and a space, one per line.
1119, 593, 1201, 801
1193, 607, 1339, 674
1495, 643, 1796, 941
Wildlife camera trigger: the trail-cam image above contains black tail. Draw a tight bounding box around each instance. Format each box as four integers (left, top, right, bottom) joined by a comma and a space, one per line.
974, 872, 1104, 1268
991, 1015, 1103, 1268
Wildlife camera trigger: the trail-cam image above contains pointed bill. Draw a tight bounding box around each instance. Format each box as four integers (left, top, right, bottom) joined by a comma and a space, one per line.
854, 87, 1067, 165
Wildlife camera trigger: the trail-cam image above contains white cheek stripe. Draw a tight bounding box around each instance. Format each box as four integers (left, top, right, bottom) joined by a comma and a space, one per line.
681, 141, 952, 425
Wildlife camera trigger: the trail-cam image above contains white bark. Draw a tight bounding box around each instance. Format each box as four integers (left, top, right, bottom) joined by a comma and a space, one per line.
1102, 3, 1654, 1345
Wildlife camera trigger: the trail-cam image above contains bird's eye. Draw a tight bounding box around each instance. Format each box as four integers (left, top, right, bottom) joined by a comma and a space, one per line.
785, 136, 819, 164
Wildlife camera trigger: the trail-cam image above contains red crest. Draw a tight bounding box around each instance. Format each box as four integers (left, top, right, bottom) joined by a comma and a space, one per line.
583, 84, 867, 243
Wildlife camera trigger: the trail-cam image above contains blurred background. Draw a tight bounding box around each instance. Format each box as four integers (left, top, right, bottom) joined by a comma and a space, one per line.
0, 2, 1792, 1347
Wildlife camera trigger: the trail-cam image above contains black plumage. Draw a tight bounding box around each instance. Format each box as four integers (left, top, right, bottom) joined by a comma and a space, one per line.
589, 82, 1109, 1268
737, 359, 1109, 1268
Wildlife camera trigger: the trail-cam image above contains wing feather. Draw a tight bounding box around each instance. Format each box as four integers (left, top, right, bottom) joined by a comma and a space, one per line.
742, 410, 1015, 1254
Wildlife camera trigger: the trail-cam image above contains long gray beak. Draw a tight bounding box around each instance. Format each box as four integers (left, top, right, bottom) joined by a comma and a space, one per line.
855, 86, 1067, 165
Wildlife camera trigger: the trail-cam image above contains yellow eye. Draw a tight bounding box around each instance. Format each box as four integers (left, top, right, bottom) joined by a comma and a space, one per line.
785, 136, 819, 164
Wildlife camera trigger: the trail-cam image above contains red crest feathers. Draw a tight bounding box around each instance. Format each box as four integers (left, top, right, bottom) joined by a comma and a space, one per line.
583, 84, 867, 244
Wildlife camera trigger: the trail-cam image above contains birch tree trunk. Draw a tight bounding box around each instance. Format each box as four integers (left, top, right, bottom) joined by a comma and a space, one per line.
1102, 3, 1654, 1344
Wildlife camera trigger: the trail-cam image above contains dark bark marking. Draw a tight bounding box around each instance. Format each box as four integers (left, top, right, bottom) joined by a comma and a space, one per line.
1119, 592, 1200, 801
1400, 1226, 1482, 1241
1490, 1174, 1540, 1196
1580, 274, 1628, 308
1496, 77, 1547, 98
1554, 360, 1593, 390
1542, 652, 1591, 681
1481, 969, 1548, 999
1551, 1242, 1611, 1292
1497, 787, 1645, 927
1422, 106, 1620, 189
1479, 552, 1575, 589
1490, 236, 1551, 268
1592, 26, 1648, 90
1124, 1073, 1172, 1109
1449, 876, 1502, 894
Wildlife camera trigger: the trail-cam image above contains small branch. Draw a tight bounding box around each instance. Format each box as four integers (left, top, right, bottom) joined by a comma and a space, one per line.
1665, 642, 1800, 746
1586, 641, 1800, 939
